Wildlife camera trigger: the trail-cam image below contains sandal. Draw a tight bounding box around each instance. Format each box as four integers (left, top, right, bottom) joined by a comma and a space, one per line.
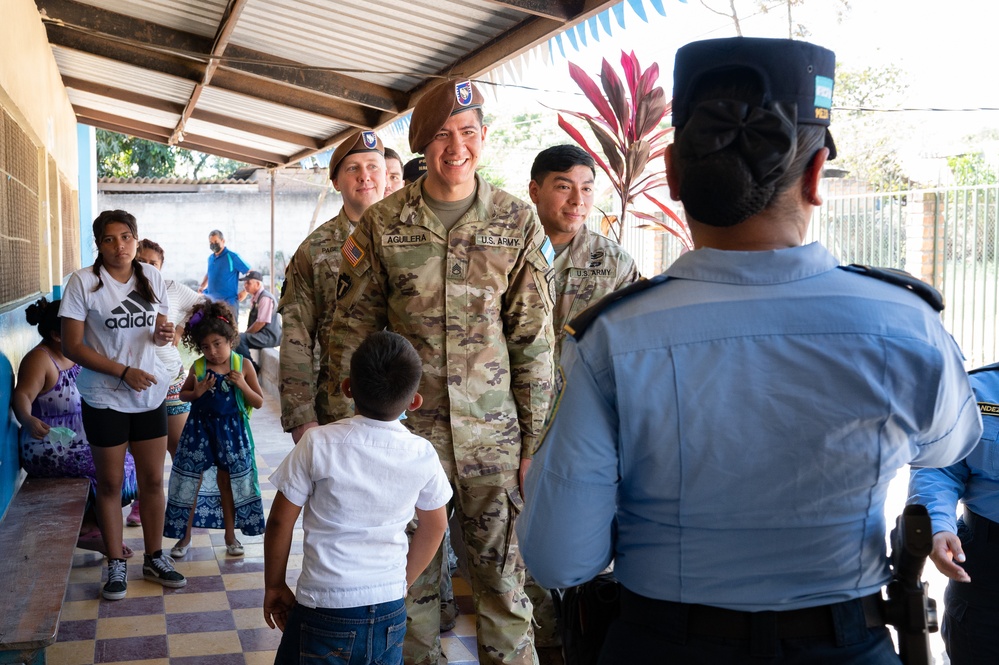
170, 539, 191, 558
225, 539, 244, 556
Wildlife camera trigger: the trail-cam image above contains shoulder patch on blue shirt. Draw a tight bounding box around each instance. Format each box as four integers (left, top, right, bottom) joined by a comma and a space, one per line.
838, 264, 943, 312
565, 274, 668, 341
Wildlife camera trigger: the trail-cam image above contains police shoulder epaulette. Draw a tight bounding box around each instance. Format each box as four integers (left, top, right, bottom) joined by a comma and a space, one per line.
564, 274, 670, 341
838, 264, 944, 312
968, 361, 999, 376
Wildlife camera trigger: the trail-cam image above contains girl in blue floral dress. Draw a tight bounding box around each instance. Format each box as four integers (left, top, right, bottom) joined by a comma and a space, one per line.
164, 300, 264, 556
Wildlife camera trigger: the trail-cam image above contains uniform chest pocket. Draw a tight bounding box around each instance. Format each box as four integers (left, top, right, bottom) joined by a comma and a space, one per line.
980, 415, 999, 475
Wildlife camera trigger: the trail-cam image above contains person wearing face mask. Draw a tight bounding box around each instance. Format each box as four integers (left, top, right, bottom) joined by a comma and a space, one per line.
198, 229, 250, 315
278, 130, 387, 444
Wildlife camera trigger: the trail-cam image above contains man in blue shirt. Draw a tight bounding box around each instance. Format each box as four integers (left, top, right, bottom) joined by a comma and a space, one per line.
518, 37, 982, 664
909, 364, 999, 665
198, 229, 250, 315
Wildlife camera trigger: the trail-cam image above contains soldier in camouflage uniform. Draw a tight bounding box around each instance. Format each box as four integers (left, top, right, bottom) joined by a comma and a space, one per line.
327, 80, 555, 665
522, 145, 640, 664
530, 145, 640, 367
277, 130, 387, 442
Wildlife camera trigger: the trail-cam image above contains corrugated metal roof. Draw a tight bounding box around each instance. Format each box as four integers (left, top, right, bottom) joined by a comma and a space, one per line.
36, 0, 628, 167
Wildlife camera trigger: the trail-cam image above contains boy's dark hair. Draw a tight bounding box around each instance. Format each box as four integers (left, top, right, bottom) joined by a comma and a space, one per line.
181, 300, 239, 352
531, 144, 596, 183
91, 209, 159, 305
25, 297, 61, 341
349, 331, 422, 421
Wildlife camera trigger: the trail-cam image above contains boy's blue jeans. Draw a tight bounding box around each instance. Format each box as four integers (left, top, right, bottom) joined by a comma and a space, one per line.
274, 599, 406, 665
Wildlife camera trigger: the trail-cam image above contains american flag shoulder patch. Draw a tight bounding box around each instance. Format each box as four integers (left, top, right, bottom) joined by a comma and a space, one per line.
342, 235, 364, 268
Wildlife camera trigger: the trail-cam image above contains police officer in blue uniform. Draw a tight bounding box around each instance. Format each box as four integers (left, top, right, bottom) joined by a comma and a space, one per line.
517, 37, 983, 664
909, 363, 999, 664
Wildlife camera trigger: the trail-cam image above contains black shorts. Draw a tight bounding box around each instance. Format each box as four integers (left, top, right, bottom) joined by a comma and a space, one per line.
81, 400, 168, 448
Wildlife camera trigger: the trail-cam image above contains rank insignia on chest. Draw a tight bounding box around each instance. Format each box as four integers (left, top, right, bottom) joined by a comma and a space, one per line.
979, 402, 999, 416
342, 236, 364, 268
448, 258, 467, 280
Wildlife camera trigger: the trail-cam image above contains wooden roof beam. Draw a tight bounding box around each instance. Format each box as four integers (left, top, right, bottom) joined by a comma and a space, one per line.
62, 76, 322, 148
74, 107, 280, 167
170, 0, 251, 145
36, 0, 404, 114
481, 0, 583, 21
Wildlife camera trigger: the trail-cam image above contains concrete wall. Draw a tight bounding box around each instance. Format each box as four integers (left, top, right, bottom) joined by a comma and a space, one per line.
0, 0, 81, 513
97, 182, 344, 290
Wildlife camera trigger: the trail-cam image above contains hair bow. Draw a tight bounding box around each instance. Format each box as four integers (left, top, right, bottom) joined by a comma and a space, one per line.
188, 311, 204, 328
681, 99, 797, 186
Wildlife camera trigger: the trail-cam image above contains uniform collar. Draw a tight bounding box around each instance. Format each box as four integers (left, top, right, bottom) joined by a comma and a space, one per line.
399, 172, 493, 230
563, 225, 593, 269
665, 242, 838, 285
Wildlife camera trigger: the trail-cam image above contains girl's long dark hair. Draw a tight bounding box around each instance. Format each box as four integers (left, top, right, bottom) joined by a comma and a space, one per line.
91, 210, 159, 305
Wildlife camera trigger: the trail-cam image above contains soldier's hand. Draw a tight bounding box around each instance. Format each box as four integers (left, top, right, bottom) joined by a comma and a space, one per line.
291, 421, 318, 444
519, 458, 531, 499
929, 531, 971, 582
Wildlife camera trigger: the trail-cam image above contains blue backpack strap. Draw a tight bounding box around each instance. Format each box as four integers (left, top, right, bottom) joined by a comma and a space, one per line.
565, 274, 670, 341
838, 264, 943, 312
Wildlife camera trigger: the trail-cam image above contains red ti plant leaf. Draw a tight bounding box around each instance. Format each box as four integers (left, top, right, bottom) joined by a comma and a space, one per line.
634, 89, 667, 143
557, 114, 615, 184
556, 107, 617, 136
567, 62, 619, 135
625, 139, 651, 182
645, 193, 693, 249
584, 117, 626, 181
620, 51, 641, 101
600, 59, 630, 141
638, 61, 660, 97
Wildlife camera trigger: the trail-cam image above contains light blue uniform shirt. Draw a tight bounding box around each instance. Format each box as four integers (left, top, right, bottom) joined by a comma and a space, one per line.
909, 363, 999, 534
518, 242, 981, 611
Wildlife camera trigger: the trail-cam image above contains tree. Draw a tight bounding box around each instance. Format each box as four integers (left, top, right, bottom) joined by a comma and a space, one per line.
699, 0, 851, 38
948, 153, 998, 186
832, 63, 912, 189
96, 129, 246, 179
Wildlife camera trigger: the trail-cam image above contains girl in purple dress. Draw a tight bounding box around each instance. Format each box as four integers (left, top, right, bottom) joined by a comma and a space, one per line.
12, 297, 139, 556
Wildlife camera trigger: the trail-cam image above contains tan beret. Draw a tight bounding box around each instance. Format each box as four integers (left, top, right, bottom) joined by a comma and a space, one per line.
408, 79, 484, 153
329, 130, 384, 181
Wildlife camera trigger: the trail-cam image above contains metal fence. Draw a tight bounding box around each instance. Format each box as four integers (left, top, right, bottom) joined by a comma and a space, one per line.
611, 185, 999, 368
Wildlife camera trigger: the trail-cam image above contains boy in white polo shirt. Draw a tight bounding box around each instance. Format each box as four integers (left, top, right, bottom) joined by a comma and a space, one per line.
264, 330, 451, 665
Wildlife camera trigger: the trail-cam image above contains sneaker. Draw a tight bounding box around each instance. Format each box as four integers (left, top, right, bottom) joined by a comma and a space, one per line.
126, 501, 141, 526
102, 558, 128, 600
142, 551, 187, 588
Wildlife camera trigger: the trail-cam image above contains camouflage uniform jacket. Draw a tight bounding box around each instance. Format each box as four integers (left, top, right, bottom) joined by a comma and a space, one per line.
277, 208, 355, 431
552, 225, 640, 364
329, 174, 556, 479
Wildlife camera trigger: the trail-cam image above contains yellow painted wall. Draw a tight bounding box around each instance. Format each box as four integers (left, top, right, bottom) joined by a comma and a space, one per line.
0, 0, 79, 179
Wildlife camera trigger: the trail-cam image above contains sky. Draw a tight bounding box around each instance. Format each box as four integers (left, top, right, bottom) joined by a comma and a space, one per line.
491, 0, 999, 152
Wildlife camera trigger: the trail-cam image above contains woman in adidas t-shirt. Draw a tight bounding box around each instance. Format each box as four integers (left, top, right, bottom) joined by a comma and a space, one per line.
61, 210, 187, 600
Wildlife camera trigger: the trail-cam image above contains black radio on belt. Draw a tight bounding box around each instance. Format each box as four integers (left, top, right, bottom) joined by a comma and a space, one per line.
883, 504, 938, 665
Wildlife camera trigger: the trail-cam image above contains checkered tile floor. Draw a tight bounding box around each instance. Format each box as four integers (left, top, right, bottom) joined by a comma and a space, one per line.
50, 395, 480, 665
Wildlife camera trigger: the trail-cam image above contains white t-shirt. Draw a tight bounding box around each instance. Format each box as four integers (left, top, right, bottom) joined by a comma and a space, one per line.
154, 279, 205, 378
269, 414, 452, 609
61, 264, 171, 412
